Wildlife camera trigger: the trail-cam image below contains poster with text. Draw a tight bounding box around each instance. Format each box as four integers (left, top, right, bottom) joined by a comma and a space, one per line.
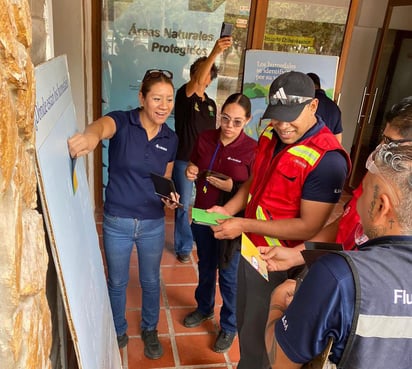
34, 55, 122, 369
242, 50, 339, 140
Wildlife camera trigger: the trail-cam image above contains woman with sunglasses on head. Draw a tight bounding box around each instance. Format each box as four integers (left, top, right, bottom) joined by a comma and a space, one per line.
68, 69, 178, 359
183, 93, 257, 353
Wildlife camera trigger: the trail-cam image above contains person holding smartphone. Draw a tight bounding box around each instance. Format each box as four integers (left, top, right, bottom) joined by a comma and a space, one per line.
183, 93, 257, 353
172, 35, 232, 264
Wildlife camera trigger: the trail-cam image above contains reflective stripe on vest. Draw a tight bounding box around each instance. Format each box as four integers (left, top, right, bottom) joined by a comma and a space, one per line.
262, 127, 273, 140
256, 205, 282, 247
356, 314, 412, 339
288, 145, 320, 166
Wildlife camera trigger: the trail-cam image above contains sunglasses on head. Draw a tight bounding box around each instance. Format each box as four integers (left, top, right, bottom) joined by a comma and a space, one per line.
269, 94, 312, 106
143, 69, 173, 82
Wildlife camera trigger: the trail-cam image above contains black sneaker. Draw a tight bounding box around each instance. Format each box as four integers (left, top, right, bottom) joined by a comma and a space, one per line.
141, 329, 163, 359
183, 310, 214, 328
177, 253, 190, 263
117, 333, 129, 349
213, 330, 235, 353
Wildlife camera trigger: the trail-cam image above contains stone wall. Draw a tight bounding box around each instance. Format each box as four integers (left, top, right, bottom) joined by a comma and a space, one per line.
0, 0, 52, 368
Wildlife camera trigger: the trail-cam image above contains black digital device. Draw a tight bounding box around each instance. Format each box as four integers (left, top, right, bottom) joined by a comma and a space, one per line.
150, 173, 183, 208
220, 22, 233, 38
301, 241, 343, 267
198, 169, 230, 180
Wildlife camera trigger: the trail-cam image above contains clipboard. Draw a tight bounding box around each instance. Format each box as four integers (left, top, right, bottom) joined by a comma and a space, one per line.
191, 207, 231, 226
150, 172, 183, 208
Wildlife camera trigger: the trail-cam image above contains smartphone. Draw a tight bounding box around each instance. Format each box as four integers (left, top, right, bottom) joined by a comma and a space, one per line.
220, 22, 233, 38
198, 169, 230, 180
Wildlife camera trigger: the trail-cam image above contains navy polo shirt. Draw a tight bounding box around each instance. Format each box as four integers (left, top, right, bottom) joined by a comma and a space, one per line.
315, 89, 343, 135
275, 253, 355, 364
104, 108, 178, 219
287, 121, 349, 204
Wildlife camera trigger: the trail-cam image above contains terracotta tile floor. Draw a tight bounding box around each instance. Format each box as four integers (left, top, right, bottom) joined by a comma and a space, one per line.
95, 191, 351, 369
96, 208, 240, 369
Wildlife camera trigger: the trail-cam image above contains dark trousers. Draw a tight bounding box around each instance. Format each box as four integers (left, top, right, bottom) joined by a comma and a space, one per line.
236, 256, 287, 369
191, 223, 240, 333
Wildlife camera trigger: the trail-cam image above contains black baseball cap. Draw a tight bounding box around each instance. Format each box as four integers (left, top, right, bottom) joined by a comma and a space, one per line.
262, 71, 315, 122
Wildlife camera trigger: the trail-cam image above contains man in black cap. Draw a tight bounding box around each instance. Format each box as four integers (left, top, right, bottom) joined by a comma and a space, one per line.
210, 71, 350, 369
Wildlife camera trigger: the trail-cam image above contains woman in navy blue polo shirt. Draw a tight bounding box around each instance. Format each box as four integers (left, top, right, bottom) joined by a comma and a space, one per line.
183, 93, 257, 353
68, 69, 178, 359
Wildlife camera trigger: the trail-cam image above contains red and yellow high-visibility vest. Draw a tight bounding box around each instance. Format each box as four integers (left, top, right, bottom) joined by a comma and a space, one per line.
245, 125, 350, 248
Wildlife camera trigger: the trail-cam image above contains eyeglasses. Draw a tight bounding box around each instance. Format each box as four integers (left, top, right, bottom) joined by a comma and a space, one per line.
143, 69, 173, 82
269, 94, 312, 106
220, 114, 245, 128
382, 134, 412, 145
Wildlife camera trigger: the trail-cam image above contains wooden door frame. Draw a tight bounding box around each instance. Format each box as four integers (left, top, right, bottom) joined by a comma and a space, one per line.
246, 0, 359, 101
348, 0, 412, 188
92, 0, 103, 209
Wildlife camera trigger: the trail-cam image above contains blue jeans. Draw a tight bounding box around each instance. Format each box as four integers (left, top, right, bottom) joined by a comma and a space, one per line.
191, 222, 240, 334
172, 160, 194, 255
103, 213, 165, 335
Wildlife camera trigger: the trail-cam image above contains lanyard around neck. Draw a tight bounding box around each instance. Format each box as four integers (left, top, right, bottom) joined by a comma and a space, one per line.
203, 142, 221, 194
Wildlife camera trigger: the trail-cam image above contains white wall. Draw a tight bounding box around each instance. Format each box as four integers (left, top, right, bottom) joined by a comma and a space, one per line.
51, 0, 95, 205
339, 0, 388, 152
51, 0, 86, 129
339, 0, 412, 153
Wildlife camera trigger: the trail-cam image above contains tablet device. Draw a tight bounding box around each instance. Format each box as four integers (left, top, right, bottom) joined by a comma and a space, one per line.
150, 173, 183, 208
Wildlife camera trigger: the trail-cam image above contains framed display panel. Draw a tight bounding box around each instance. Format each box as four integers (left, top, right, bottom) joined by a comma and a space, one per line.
34, 55, 122, 369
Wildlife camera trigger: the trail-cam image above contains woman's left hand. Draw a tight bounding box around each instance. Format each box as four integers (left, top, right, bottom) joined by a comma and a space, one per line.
206, 175, 233, 192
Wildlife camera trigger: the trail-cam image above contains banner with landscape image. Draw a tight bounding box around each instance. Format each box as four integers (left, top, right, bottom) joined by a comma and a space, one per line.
242, 50, 339, 140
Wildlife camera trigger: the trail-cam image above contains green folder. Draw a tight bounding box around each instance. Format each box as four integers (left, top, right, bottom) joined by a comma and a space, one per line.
191, 208, 232, 226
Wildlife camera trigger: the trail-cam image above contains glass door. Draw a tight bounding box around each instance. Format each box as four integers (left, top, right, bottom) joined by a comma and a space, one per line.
100, 0, 252, 199
348, 0, 412, 188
